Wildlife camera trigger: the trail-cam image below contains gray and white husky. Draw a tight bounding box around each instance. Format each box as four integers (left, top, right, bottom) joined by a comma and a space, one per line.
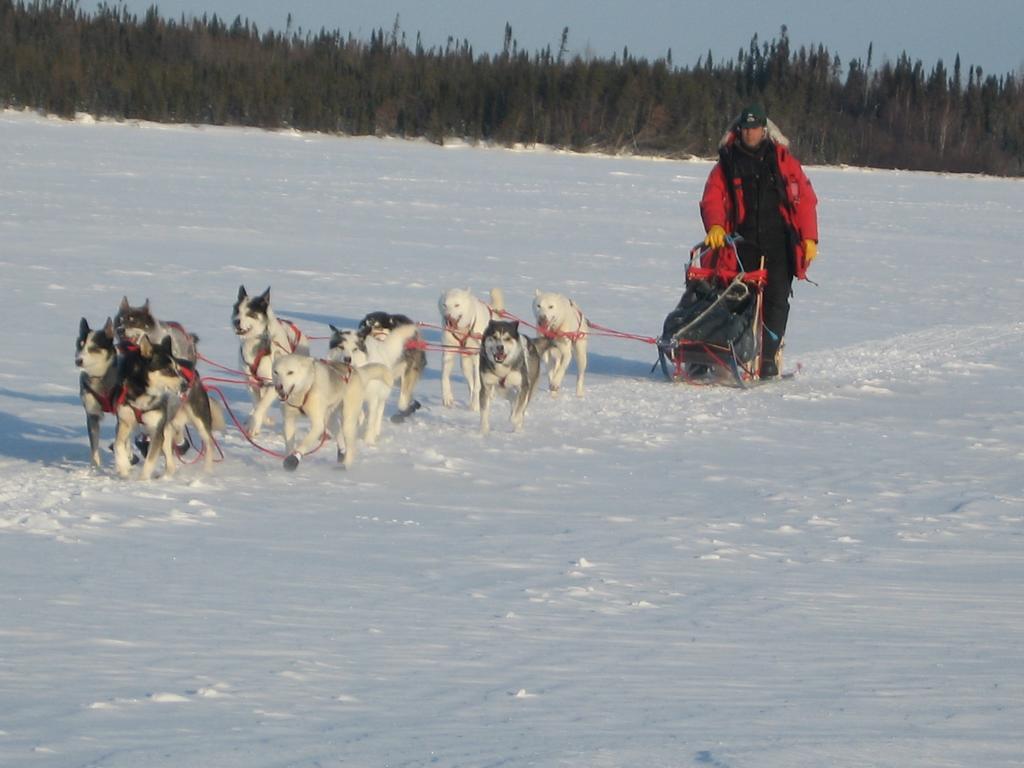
532, 289, 589, 397
231, 285, 310, 436
76, 317, 119, 468
271, 353, 392, 471
478, 320, 546, 434
438, 287, 504, 410
326, 325, 395, 444
327, 325, 368, 367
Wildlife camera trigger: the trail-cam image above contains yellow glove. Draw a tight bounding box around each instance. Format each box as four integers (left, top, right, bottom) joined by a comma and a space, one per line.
704, 225, 727, 249
803, 239, 818, 264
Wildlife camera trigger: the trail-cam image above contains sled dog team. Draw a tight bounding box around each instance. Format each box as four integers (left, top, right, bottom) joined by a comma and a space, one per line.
76, 286, 590, 478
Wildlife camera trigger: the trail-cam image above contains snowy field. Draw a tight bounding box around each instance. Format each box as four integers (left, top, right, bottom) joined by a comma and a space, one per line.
1, 109, 1023, 768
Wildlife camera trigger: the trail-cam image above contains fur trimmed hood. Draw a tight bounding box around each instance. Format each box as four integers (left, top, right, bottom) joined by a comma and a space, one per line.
718, 117, 789, 149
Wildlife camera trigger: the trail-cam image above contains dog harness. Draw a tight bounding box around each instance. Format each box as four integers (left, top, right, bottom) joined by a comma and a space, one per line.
274, 320, 306, 354
538, 305, 587, 342
83, 380, 119, 414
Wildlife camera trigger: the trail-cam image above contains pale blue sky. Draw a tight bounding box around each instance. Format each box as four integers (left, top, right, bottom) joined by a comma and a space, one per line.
115, 0, 1023, 76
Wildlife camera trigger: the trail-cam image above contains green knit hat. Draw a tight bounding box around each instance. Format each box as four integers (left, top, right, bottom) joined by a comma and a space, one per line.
737, 104, 767, 128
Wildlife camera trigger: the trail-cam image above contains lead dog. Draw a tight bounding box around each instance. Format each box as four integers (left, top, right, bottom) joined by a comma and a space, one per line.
232, 285, 310, 436
479, 320, 545, 434
76, 317, 120, 468
356, 312, 426, 422
438, 287, 504, 410
532, 290, 589, 397
113, 336, 220, 480
272, 353, 392, 471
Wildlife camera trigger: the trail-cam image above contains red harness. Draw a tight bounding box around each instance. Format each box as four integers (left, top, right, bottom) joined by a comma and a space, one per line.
445, 320, 482, 348
83, 381, 119, 414
275, 320, 306, 354
538, 307, 588, 342
445, 304, 501, 348
248, 346, 270, 381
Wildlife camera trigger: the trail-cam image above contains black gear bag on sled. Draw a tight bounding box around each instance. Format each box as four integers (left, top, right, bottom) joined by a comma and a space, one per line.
656, 237, 768, 385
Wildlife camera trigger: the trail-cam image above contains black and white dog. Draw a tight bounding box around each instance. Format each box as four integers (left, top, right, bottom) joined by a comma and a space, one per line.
114, 296, 198, 363
326, 325, 368, 367
232, 285, 310, 436
112, 336, 219, 480
356, 311, 427, 423
478, 320, 546, 434
76, 317, 120, 468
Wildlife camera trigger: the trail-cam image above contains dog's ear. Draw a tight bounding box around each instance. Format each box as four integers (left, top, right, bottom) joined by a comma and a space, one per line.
160, 336, 174, 356
79, 317, 90, 338
534, 289, 542, 297
510, 320, 520, 333
258, 287, 271, 303
237, 285, 247, 301
119, 296, 129, 311
143, 298, 151, 312
329, 323, 340, 333
103, 317, 115, 339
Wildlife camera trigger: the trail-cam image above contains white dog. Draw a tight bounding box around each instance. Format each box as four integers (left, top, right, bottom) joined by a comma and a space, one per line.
232, 285, 310, 436
356, 312, 426, 422
272, 353, 391, 471
438, 287, 504, 410
532, 290, 589, 397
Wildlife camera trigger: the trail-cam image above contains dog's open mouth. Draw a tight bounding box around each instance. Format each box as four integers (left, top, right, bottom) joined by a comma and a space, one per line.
276, 384, 293, 401
492, 350, 507, 363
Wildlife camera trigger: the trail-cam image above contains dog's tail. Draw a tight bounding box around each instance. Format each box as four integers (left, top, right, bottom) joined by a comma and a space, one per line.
489, 288, 505, 314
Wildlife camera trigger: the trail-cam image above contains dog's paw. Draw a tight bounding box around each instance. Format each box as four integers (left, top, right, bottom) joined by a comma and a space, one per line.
390, 400, 422, 424
283, 452, 301, 471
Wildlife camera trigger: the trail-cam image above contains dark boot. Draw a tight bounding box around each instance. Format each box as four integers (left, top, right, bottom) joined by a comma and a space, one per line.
760, 332, 783, 379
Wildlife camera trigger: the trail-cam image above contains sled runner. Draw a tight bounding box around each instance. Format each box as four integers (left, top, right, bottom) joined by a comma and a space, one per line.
657, 237, 768, 386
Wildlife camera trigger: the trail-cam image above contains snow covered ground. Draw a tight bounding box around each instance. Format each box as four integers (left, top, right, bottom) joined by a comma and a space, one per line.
1, 109, 1022, 767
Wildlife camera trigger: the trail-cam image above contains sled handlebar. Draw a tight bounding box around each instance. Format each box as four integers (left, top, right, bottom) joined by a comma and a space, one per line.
689, 235, 748, 276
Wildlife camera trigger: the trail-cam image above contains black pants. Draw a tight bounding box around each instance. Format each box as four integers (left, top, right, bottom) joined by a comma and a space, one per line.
736, 238, 792, 358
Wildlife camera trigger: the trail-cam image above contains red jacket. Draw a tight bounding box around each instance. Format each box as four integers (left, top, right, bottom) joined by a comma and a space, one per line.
700, 134, 819, 279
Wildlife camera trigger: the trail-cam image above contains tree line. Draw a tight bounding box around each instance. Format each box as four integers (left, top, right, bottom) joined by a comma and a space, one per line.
2, 1, 1022, 175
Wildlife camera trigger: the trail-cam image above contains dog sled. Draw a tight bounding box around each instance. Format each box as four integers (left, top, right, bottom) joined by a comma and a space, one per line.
656, 237, 768, 386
